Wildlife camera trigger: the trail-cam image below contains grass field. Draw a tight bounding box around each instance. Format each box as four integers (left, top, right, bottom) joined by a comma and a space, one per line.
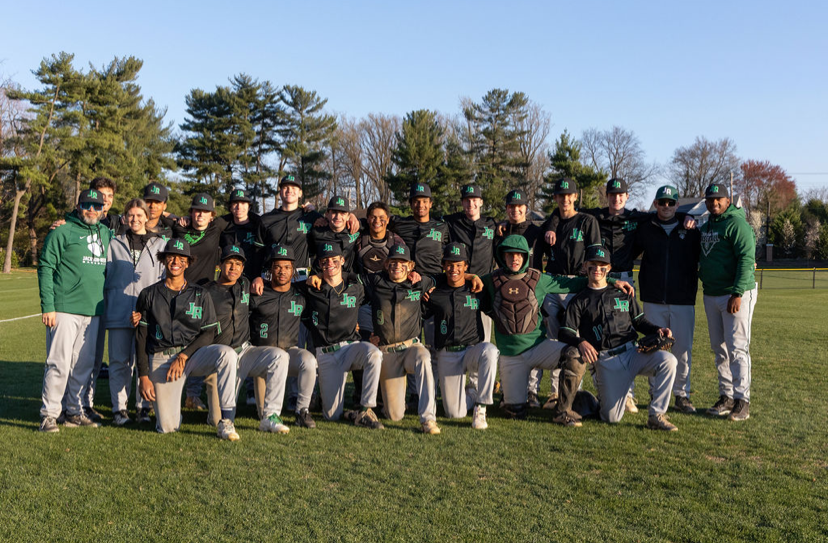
1, 269, 826, 542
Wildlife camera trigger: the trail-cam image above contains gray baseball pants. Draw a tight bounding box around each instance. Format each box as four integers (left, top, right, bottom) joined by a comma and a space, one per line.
40, 313, 100, 419
60, 318, 106, 413
149, 344, 237, 434
500, 339, 565, 405
380, 344, 436, 423
107, 328, 149, 412
643, 302, 696, 398
316, 342, 382, 421
436, 342, 499, 418
593, 343, 677, 423
703, 286, 757, 401
233, 344, 289, 418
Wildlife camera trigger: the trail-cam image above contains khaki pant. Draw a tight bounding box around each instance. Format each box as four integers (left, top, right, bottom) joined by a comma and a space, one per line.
435, 342, 499, 418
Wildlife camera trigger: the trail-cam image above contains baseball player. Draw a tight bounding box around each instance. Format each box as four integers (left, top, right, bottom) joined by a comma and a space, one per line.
104, 198, 166, 426
633, 185, 701, 413
206, 245, 293, 434
699, 183, 757, 421
303, 243, 384, 429
38, 189, 112, 432
249, 244, 318, 429
134, 238, 240, 440
495, 188, 545, 263
308, 195, 360, 273
220, 188, 264, 282
560, 244, 679, 431
142, 182, 175, 242
423, 242, 499, 429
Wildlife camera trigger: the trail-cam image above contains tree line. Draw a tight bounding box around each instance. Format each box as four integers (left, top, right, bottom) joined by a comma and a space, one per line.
2, 52, 827, 271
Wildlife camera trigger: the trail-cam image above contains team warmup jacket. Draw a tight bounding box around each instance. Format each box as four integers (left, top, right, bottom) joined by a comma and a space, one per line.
308, 226, 360, 274
389, 217, 449, 276
205, 277, 251, 349
302, 273, 364, 347
537, 210, 601, 275
150, 215, 176, 242
135, 281, 219, 376
560, 287, 661, 351
173, 218, 229, 285
256, 207, 321, 273
360, 272, 435, 345
354, 232, 406, 275
422, 276, 485, 350
443, 212, 497, 276
250, 284, 307, 350
633, 216, 701, 305
698, 205, 756, 297
219, 213, 263, 281
583, 208, 650, 273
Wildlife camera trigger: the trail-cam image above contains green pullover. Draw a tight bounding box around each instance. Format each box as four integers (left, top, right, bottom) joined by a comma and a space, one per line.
38, 211, 112, 316
699, 205, 756, 297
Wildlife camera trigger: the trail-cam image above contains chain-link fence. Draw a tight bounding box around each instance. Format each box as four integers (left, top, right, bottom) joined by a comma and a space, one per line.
756, 268, 828, 289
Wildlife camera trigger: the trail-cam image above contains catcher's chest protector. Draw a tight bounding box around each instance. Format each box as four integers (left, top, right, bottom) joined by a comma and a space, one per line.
492, 268, 541, 335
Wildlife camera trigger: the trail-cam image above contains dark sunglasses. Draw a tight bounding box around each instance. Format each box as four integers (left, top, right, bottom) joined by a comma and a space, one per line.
657, 200, 676, 207
80, 202, 104, 211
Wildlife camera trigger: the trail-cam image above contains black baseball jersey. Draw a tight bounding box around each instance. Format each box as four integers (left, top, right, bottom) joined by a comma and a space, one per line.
250, 284, 307, 350
308, 226, 360, 273
389, 217, 449, 276
219, 213, 263, 281
443, 212, 497, 276
257, 207, 321, 272
151, 215, 175, 242
173, 217, 229, 285
135, 281, 218, 376
101, 212, 125, 237
354, 232, 406, 275
495, 220, 546, 270
537, 210, 601, 275
583, 208, 650, 273
361, 272, 435, 345
560, 286, 660, 352
302, 273, 364, 347
633, 217, 701, 305
205, 278, 251, 349
423, 275, 485, 350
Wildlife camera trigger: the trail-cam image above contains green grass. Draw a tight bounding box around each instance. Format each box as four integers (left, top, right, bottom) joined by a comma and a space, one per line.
1, 270, 827, 542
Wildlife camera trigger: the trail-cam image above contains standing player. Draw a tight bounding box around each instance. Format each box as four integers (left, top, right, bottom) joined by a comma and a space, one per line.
303, 243, 384, 428
249, 245, 318, 429
143, 182, 176, 241
308, 195, 360, 273
560, 245, 678, 431
495, 188, 545, 263
220, 188, 263, 282
134, 239, 240, 440
424, 242, 499, 429
38, 189, 112, 432
699, 183, 757, 421
634, 186, 701, 413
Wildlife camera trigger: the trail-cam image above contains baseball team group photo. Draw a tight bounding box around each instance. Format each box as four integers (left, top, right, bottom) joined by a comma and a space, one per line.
2, 2, 827, 541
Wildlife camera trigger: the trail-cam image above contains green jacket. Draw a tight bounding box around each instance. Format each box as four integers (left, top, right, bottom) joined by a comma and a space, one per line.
699, 205, 756, 296
481, 235, 589, 357
38, 211, 112, 316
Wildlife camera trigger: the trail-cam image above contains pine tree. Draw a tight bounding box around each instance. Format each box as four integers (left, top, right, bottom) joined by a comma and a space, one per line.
538, 129, 607, 213
437, 133, 471, 216
385, 109, 444, 205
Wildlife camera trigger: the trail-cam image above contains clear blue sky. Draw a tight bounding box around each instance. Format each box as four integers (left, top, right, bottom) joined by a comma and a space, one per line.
2, 0, 826, 204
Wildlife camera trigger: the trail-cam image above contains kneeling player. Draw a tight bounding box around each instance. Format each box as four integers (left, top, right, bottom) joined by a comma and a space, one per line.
560, 245, 678, 431
134, 239, 240, 440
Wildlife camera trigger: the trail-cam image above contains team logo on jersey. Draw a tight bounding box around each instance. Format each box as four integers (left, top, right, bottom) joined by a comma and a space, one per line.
185, 302, 203, 319
297, 221, 311, 234
426, 229, 442, 242
244, 231, 255, 244
241, 292, 250, 305
622, 221, 636, 232
259, 323, 268, 338
289, 301, 303, 316
348, 233, 360, 244
340, 293, 356, 308
570, 229, 584, 242
464, 296, 479, 310
613, 299, 630, 312
701, 231, 720, 256
482, 227, 494, 240
406, 290, 421, 302
440, 320, 448, 334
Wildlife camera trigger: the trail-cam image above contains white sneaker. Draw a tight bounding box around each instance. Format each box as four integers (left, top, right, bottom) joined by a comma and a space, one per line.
259, 413, 290, 434
217, 419, 240, 441
472, 405, 488, 430
625, 395, 639, 414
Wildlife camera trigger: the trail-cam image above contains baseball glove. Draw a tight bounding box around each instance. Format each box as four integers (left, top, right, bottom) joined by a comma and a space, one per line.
637, 333, 675, 354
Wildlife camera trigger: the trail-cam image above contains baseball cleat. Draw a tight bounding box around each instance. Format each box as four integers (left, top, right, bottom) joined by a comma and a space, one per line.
552, 412, 583, 427
63, 413, 101, 428
84, 406, 104, 423
421, 420, 441, 435
39, 417, 59, 433
527, 391, 541, 409
259, 413, 290, 434
471, 405, 488, 430
185, 396, 207, 410
112, 410, 132, 426
728, 399, 750, 421
353, 408, 384, 430
706, 395, 735, 416
625, 395, 639, 414
503, 403, 528, 420
137, 407, 153, 423
295, 408, 316, 429
542, 394, 559, 410
217, 419, 240, 441
646, 413, 678, 431
674, 396, 696, 414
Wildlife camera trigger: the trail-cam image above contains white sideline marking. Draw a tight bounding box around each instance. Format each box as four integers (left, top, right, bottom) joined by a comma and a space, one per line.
0, 313, 40, 323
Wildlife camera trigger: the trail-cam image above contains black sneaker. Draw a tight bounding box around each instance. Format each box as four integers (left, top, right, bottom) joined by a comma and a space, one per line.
674, 396, 697, 413
84, 406, 104, 423
706, 395, 735, 416
98, 363, 109, 379
503, 403, 528, 420
112, 410, 132, 426
39, 417, 59, 433
527, 391, 541, 409
137, 407, 153, 423
353, 408, 384, 430
64, 413, 101, 428
56, 410, 67, 424
295, 408, 317, 429
728, 399, 750, 421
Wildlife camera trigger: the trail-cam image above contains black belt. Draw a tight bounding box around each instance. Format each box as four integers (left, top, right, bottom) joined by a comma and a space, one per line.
320, 340, 357, 354
160, 346, 184, 356
604, 341, 635, 357
445, 345, 468, 353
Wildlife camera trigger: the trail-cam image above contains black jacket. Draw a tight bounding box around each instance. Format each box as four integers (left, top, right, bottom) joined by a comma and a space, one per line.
250, 284, 307, 350
423, 276, 485, 350
302, 273, 364, 347
633, 217, 701, 305
537, 210, 601, 275
205, 278, 251, 349
389, 217, 449, 276
443, 212, 497, 276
